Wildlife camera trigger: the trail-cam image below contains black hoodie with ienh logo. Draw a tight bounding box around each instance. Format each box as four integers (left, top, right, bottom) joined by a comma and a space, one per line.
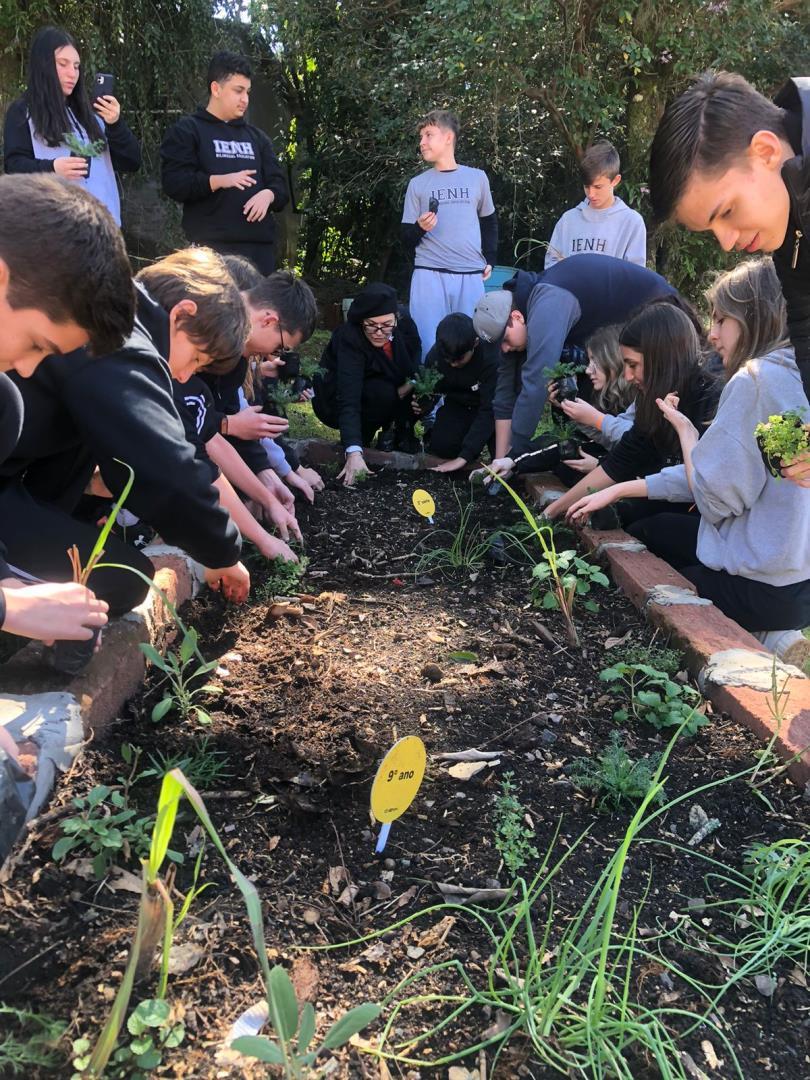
160, 107, 289, 246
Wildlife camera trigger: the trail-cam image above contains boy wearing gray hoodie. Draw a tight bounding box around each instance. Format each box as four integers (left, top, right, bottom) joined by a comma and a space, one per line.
545, 142, 647, 268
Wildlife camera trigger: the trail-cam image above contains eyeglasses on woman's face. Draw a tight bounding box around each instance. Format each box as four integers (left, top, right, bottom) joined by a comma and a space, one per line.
363, 318, 397, 336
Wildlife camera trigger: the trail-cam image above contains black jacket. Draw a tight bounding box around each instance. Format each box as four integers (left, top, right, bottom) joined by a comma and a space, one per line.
160, 107, 288, 245
2, 97, 141, 174
424, 340, 498, 461
773, 77, 810, 402
3, 287, 241, 569
601, 369, 721, 485
316, 317, 421, 449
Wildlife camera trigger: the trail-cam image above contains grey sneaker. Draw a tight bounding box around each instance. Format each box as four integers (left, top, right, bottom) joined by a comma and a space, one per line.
753, 629, 810, 669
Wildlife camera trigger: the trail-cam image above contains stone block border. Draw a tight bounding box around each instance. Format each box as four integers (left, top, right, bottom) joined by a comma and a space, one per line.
523, 472, 810, 787
0, 546, 197, 863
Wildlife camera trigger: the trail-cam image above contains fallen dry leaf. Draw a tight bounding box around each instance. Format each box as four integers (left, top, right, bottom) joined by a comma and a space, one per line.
701, 1039, 720, 1070
165, 942, 205, 975
417, 915, 456, 949
291, 955, 320, 1002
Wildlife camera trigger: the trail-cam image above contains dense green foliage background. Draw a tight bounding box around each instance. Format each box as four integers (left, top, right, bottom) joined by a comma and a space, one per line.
1, 0, 808, 296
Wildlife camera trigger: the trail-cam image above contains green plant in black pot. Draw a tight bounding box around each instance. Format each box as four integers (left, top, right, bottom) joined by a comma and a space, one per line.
63, 132, 106, 176
410, 365, 443, 413
543, 360, 582, 405
754, 411, 810, 478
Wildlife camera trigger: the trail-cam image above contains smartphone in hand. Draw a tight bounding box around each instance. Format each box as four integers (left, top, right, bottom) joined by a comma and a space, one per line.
92, 73, 116, 102
428, 196, 439, 214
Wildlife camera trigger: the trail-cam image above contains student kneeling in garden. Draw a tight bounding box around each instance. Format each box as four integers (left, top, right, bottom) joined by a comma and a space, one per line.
0, 175, 144, 662
568, 259, 810, 665
415, 313, 497, 473
312, 283, 421, 486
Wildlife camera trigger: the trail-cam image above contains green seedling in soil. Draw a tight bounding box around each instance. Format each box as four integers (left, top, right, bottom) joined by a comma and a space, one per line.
409, 364, 443, 398
0, 1004, 66, 1075
414, 491, 493, 577
52, 784, 156, 878
600, 662, 707, 736
63, 131, 106, 158
254, 554, 310, 602
311, 718, 745, 1078
141, 625, 220, 726
67, 460, 135, 586
532, 404, 578, 442
754, 410, 809, 476
620, 643, 684, 677
568, 732, 663, 810
232, 964, 381, 1077
79, 769, 380, 1078
493, 771, 539, 875
134, 736, 233, 790
72, 999, 184, 1080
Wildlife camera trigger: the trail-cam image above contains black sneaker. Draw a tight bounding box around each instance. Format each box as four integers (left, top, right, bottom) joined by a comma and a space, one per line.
376, 426, 395, 452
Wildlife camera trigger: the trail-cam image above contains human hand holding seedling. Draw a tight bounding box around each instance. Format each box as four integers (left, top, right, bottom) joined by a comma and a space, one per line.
53, 155, 88, 179
339, 451, 371, 487
781, 450, 810, 487
561, 397, 602, 428
563, 449, 598, 474
1, 580, 108, 643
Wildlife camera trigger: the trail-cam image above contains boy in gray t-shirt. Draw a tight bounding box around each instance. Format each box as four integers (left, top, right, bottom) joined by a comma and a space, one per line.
401, 110, 498, 360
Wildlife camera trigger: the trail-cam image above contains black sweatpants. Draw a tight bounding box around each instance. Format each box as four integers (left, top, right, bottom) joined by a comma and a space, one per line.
627, 512, 810, 632
428, 399, 493, 461
207, 240, 276, 276
0, 480, 153, 617
313, 376, 413, 447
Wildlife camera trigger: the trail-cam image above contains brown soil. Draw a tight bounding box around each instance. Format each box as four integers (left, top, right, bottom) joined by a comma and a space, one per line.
1, 471, 808, 1078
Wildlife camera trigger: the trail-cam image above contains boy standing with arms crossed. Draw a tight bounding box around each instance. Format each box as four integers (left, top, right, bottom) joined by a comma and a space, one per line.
401, 110, 498, 360
545, 141, 647, 267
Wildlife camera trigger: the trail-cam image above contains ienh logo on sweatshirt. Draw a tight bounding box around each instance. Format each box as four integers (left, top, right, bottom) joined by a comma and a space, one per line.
212, 139, 256, 160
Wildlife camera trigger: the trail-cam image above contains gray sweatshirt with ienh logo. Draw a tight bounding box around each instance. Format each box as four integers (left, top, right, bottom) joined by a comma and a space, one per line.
545, 197, 647, 268
645, 348, 810, 587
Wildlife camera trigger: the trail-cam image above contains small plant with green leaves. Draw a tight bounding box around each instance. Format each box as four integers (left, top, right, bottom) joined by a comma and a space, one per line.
52, 784, 157, 878
542, 359, 582, 382
410, 364, 443, 399
532, 404, 579, 442
264, 381, 300, 409
620, 643, 684, 677
568, 733, 663, 810
72, 999, 183, 1080
141, 626, 220, 726
254, 554, 309, 601
415, 491, 493, 576
0, 1004, 66, 1076
63, 131, 106, 158
600, 662, 707, 736
754, 410, 810, 477
493, 772, 539, 875
133, 736, 232, 790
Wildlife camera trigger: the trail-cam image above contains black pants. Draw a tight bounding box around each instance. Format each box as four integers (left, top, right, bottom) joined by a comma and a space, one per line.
627, 512, 810, 632
428, 399, 493, 461
313, 376, 413, 447
0, 480, 153, 617
207, 240, 276, 276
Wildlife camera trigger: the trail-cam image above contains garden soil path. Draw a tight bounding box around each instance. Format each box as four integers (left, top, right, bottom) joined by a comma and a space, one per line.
1, 472, 808, 1078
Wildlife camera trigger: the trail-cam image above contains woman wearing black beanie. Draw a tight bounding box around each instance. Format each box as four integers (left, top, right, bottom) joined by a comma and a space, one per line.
313, 282, 421, 485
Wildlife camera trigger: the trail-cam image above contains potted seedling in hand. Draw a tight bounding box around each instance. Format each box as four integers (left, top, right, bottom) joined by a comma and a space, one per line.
410, 365, 443, 415
754, 411, 810, 478
544, 360, 583, 406
63, 132, 106, 177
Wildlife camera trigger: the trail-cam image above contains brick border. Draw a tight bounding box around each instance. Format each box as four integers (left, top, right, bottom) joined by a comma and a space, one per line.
523, 472, 810, 787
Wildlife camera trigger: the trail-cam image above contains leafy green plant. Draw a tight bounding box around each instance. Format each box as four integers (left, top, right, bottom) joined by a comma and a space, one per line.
600, 662, 707, 736
63, 132, 106, 158
493, 772, 539, 875
542, 360, 582, 382
620, 643, 684, 677
254, 554, 310, 601
141, 626, 220, 726
72, 999, 183, 1080
568, 733, 663, 810
485, 467, 608, 645
52, 784, 157, 878
0, 1004, 66, 1076
532, 405, 579, 442
265, 382, 300, 409
410, 365, 443, 398
414, 491, 493, 576
754, 410, 809, 476
134, 736, 232, 790
232, 964, 380, 1077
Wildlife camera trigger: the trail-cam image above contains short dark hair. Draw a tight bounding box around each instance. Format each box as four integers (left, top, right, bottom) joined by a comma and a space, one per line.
245, 270, 318, 340
580, 141, 620, 185
435, 313, 477, 360
0, 175, 134, 356
649, 70, 788, 224
221, 253, 263, 291
418, 109, 460, 144
136, 247, 249, 375
207, 51, 252, 93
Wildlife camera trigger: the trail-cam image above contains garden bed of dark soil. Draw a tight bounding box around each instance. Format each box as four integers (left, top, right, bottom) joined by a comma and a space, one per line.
1, 470, 808, 1078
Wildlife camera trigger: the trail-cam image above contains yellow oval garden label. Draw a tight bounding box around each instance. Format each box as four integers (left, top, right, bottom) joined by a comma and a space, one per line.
411, 489, 436, 522
370, 735, 427, 851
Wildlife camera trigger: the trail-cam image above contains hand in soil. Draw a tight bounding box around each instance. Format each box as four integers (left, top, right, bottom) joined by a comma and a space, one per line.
431, 457, 467, 473
204, 560, 250, 602
285, 470, 316, 504
338, 451, 372, 487
264, 495, 303, 543
256, 533, 298, 563
567, 487, 617, 524
296, 466, 324, 492
482, 457, 514, 482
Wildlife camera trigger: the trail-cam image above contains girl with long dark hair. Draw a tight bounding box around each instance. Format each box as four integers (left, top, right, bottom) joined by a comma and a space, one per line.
3, 26, 140, 223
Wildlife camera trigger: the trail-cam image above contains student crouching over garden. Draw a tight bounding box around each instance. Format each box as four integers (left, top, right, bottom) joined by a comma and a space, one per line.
568, 259, 810, 665
313, 282, 421, 486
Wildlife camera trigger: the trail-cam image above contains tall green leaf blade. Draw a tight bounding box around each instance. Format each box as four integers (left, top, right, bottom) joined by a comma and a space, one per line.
148, 772, 182, 880
231, 1035, 285, 1064
268, 965, 299, 1041
320, 1003, 381, 1050
297, 1002, 316, 1053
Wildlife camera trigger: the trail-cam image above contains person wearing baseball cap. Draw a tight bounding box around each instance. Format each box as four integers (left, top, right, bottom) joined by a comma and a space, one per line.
473, 253, 678, 466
